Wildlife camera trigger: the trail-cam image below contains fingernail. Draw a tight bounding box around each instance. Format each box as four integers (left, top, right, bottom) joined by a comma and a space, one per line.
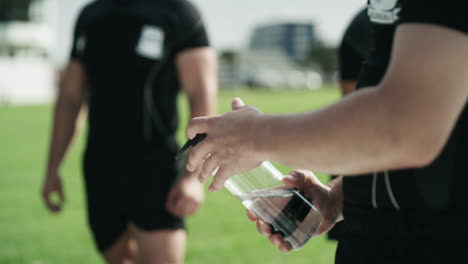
280, 247, 290, 254
209, 184, 219, 192
271, 237, 281, 246
284, 175, 295, 181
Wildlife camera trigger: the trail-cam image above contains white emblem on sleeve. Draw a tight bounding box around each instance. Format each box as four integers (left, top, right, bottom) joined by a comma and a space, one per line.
368, 0, 401, 24
136, 25, 164, 59
76, 34, 87, 55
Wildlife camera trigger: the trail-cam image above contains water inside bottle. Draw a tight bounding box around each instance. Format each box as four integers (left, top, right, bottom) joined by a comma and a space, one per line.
236, 188, 322, 250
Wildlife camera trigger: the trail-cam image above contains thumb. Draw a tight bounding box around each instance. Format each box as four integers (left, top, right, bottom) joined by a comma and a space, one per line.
231, 98, 245, 111
283, 170, 306, 190
314, 217, 335, 237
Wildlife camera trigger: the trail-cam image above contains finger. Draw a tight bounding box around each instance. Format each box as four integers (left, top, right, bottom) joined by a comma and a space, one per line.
42, 187, 59, 212
247, 210, 258, 222
283, 170, 306, 189
187, 138, 214, 173
57, 184, 65, 205
315, 218, 335, 237
279, 242, 292, 254
231, 98, 246, 111
209, 166, 236, 192
282, 175, 299, 189
186, 116, 211, 140
199, 153, 219, 183
269, 233, 285, 246
184, 161, 204, 182
45, 195, 60, 212
42, 190, 53, 211
256, 219, 272, 236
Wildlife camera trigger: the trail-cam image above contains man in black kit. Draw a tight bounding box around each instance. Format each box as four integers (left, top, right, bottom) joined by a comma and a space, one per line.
184, 0, 468, 262
41, 0, 217, 263
338, 8, 373, 97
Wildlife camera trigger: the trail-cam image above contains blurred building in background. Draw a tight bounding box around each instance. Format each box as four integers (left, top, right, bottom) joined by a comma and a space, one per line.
219, 21, 323, 90
0, 0, 56, 104
249, 22, 318, 62
0, 2, 333, 102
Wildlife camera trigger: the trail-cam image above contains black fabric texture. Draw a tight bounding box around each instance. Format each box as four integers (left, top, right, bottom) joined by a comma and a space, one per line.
338, 8, 373, 81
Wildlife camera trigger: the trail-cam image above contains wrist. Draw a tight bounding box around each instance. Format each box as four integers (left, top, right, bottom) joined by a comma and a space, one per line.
253, 114, 276, 162
46, 166, 59, 177
328, 177, 343, 220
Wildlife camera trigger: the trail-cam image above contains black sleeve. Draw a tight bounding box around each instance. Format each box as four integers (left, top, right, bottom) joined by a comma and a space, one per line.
338, 8, 373, 81
69, 6, 88, 60
339, 36, 364, 81
400, 0, 468, 35
172, 0, 210, 54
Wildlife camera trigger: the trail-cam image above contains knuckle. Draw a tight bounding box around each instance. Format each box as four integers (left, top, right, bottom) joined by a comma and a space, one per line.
201, 168, 211, 179
291, 169, 303, 175
203, 137, 215, 147
187, 118, 197, 130
206, 116, 217, 126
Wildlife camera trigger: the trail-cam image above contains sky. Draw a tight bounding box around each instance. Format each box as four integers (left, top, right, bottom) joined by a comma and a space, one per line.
54, 0, 365, 65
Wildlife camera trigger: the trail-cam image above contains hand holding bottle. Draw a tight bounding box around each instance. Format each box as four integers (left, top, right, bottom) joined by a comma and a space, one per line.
246, 170, 344, 253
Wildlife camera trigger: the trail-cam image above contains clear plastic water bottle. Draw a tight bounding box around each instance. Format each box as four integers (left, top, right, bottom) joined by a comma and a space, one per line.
224, 161, 322, 250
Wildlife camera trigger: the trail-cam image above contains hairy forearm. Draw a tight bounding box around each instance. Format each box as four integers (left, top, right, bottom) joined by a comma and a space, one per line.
258, 25, 468, 176
46, 97, 82, 174
259, 87, 430, 175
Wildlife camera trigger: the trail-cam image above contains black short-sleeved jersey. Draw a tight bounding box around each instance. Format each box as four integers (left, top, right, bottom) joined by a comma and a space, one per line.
343, 0, 468, 236
338, 8, 373, 82
70, 0, 209, 158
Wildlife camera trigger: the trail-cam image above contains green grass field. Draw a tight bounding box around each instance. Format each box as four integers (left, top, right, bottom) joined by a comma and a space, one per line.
0, 87, 340, 264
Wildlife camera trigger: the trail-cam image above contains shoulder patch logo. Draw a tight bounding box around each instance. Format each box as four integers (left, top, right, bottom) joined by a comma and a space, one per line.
75, 34, 87, 55
136, 25, 164, 60
368, 0, 401, 25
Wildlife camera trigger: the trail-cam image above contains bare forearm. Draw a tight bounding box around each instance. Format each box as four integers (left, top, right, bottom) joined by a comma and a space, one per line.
188, 90, 217, 118
260, 87, 427, 175
46, 97, 82, 174
254, 25, 468, 176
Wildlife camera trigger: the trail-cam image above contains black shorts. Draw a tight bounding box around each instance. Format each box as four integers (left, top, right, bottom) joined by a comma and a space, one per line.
336, 235, 468, 264
83, 151, 185, 252
337, 206, 468, 264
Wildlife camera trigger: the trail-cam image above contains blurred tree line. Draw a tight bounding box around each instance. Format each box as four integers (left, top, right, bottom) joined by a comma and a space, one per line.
299, 42, 338, 83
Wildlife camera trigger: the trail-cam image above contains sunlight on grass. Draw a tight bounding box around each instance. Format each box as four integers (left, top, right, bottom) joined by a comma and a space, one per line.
0, 87, 340, 264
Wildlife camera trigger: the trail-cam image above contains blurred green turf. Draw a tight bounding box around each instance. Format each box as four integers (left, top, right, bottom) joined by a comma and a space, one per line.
0, 87, 340, 264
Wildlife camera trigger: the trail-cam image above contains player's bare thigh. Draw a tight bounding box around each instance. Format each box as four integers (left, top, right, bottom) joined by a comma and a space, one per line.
130, 224, 187, 264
